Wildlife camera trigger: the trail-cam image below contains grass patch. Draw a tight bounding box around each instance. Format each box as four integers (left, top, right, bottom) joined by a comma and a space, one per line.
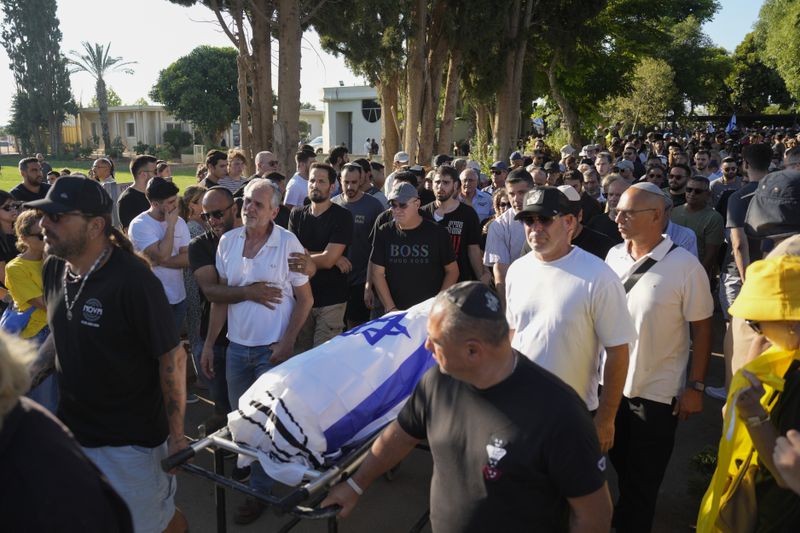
0, 155, 199, 193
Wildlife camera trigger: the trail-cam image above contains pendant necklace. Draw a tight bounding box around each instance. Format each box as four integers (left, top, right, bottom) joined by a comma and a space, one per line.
63, 246, 111, 320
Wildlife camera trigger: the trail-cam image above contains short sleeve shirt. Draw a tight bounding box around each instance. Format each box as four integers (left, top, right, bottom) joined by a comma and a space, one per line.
10, 183, 49, 202
289, 203, 354, 307
215, 225, 308, 346
421, 201, 482, 281
670, 205, 724, 261
397, 356, 606, 533
483, 208, 526, 266
284, 174, 309, 207
369, 219, 455, 310
332, 193, 384, 285
188, 230, 228, 346
117, 188, 150, 229
5, 257, 47, 338
128, 213, 191, 304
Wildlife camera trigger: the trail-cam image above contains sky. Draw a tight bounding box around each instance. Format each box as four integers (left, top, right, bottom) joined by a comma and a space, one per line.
0, 0, 765, 125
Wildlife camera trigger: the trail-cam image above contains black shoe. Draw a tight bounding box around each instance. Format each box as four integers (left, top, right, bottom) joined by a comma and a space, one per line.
233, 497, 266, 525
232, 465, 251, 483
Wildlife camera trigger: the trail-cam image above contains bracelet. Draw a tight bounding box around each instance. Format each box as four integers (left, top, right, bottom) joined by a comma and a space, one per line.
346, 477, 363, 495
744, 413, 770, 428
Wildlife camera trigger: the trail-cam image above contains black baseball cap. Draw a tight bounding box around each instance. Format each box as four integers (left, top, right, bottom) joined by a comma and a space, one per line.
745, 169, 800, 239
514, 186, 573, 219
434, 154, 453, 166
25, 176, 112, 215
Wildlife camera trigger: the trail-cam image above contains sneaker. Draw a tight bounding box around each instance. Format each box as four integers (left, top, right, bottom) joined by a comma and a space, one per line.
705, 386, 728, 401
233, 497, 266, 525
232, 465, 251, 483
186, 393, 200, 404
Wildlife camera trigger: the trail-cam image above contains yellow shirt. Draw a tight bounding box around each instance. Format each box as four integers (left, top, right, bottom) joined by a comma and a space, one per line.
5, 256, 47, 339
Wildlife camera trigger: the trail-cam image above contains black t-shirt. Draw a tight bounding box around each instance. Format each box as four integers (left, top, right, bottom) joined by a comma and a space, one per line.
585, 213, 623, 245
289, 203, 354, 307
10, 182, 49, 202
754, 361, 800, 531
188, 230, 228, 346
573, 225, 616, 259
275, 204, 290, 229
418, 187, 435, 205
199, 176, 220, 190
397, 354, 606, 533
117, 187, 150, 229
580, 192, 603, 223
370, 218, 455, 310
0, 398, 133, 532
0, 232, 18, 264
421, 202, 481, 281
724, 181, 763, 277
42, 248, 179, 447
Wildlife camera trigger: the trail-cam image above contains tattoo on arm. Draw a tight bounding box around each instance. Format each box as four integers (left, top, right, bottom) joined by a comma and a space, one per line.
159, 344, 186, 439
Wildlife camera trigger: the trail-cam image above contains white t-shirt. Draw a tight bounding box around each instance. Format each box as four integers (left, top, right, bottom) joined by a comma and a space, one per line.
284, 173, 308, 207
128, 212, 190, 304
483, 208, 527, 267
605, 236, 714, 404
506, 246, 637, 410
215, 225, 309, 346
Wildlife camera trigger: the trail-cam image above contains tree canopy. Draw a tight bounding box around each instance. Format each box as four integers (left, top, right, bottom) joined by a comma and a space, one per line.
754, 0, 800, 103
149, 45, 239, 145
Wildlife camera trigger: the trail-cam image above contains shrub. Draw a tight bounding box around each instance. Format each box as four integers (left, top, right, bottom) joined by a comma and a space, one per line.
133, 141, 151, 155
154, 144, 174, 162
163, 129, 192, 151
106, 136, 125, 159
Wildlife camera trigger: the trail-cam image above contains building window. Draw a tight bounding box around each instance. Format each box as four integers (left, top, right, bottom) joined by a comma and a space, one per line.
361, 99, 381, 123
91, 122, 98, 139
166, 122, 179, 131
126, 122, 135, 137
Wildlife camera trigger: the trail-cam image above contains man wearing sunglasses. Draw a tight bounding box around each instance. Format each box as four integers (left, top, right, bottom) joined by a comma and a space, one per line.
664, 163, 691, 208
506, 186, 635, 456
483, 161, 508, 195
669, 176, 724, 279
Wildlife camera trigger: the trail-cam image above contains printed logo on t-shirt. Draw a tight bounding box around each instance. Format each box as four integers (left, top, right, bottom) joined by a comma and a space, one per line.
81, 298, 102, 328
446, 220, 464, 254
597, 456, 607, 472
483, 436, 508, 482
389, 244, 430, 264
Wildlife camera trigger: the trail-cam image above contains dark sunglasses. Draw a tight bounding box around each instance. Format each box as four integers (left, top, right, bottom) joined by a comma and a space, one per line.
520, 214, 558, 227
647, 173, 663, 178
40, 211, 94, 224
200, 203, 235, 221
491, 170, 504, 175
1, 203, 18, 212
668, 173, 687, 178
389, 201, 410, 210
28, 233, 44, 241
746, 320, 762, 335
685, 187, 708, 194
498, 202, 511, 208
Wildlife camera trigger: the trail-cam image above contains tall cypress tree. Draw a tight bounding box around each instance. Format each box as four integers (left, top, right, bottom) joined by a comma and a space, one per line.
1, 0, 75, 155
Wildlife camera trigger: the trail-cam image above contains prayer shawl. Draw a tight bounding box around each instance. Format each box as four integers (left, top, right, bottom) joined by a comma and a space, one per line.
228, 299, 436, 486
696, 346, 799, 532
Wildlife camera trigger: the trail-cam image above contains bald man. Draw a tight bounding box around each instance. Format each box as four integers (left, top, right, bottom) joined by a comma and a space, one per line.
604, 182, 714, 533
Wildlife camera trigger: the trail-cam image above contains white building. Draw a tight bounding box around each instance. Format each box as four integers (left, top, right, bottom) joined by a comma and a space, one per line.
322, 86, 382, 155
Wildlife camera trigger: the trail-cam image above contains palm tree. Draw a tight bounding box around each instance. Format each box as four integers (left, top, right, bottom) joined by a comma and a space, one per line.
68, 42, 136, 155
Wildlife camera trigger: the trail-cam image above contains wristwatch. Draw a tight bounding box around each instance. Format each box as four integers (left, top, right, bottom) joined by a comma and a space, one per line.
688, 380, 705, 392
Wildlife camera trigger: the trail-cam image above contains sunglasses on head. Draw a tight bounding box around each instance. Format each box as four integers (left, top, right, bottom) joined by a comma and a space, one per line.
521, 214, 558, 227
200, 203, 235, 221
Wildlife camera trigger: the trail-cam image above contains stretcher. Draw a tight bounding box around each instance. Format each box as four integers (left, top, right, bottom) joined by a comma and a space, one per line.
161, 301, 436, 532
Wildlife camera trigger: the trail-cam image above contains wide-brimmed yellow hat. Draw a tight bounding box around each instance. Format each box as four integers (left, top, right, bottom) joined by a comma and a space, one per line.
729, 255, 800, 321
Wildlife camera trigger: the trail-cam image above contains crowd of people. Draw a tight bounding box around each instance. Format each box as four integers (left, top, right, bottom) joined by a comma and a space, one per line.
2, 125, 800, 532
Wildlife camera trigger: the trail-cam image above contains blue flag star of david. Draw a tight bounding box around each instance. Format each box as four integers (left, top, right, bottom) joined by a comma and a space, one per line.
341, 313, 411, 346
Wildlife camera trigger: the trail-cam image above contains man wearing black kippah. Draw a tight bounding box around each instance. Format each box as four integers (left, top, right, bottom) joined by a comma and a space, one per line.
322, 282, 612, 532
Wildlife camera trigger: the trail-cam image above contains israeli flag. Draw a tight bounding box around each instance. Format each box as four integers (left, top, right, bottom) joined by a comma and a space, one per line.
725, 114, 737, 134
228, 299, 436, 486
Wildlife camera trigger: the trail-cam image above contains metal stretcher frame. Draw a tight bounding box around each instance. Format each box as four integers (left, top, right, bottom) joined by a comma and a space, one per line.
161, 424, 430, 533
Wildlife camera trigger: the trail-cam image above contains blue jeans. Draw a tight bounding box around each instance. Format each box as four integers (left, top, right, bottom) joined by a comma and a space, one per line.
27, 326, 58, 414
226, 341, 276, 495
170, 300, 187, 336
191, 340, 230, 415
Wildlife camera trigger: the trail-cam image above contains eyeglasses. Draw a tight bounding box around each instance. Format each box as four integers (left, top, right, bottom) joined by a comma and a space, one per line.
40, 211, 95, 224
685, 187, 708, 194
200, 203, 235, 221
615, 208, 657, 221
389, 201, 410, 210
520, 214, 559, 227
28, 233, 44, 241
746, 319, 762, 335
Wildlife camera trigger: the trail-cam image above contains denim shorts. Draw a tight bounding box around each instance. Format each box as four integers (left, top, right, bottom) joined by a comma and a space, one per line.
82, 440, 176, 533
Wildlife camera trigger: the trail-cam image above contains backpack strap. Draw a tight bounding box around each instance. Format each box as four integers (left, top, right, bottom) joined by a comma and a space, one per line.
623, 243, 678, 294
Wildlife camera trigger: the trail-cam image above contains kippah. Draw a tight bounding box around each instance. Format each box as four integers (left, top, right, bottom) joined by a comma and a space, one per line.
443, 281, 504, 320
629, 182, 663, 196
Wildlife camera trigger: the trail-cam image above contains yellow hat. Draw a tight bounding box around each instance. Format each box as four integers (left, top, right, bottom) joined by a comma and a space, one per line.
729, 256, 800, 321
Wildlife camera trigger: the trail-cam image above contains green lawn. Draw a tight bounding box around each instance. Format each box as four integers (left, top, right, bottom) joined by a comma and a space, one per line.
0, 155, 199, 194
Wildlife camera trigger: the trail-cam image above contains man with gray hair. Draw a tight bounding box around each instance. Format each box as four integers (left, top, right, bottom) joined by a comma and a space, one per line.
322, 282, 613, 531
605, 181, 713, 533
202, 178, 313, 524
254, 150, 279, 176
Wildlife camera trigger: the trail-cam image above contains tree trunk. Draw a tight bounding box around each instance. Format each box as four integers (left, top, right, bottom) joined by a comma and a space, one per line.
418, 2, 448, 165
547, 54, 582, 148
377, 73, 401, 161
475, 103, 491, 154
403, 0, 427, 164
275, 0, 302, 175
97, 78, 112, 154
251, 1, 273, 158
492, 0, 533, 161
437, 49, 461, 155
